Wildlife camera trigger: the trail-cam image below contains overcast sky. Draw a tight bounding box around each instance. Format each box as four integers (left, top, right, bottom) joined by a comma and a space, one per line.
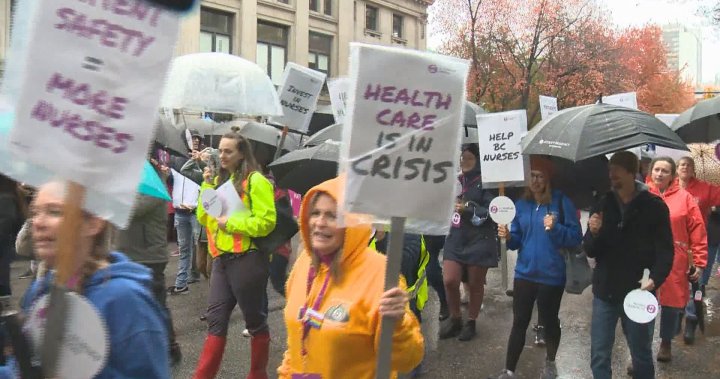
429, 0, 719, 84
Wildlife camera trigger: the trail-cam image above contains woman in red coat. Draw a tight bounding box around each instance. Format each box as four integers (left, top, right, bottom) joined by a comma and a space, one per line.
647, 157, 707, 362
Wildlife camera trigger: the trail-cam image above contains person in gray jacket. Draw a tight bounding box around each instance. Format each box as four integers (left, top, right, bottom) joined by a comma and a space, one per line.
113, 193, 182, 365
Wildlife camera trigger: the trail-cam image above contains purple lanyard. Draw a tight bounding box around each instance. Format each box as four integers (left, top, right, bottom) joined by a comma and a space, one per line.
301, 265, 331, 355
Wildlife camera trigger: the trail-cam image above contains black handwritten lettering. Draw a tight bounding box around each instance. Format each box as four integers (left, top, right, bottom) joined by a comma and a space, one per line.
280, 99, 310, 114
349, 153, 453, 184
493, 143, 506, 151
483, 152, 520, 161
376, 131, 401, 150
371, 155, 392, 179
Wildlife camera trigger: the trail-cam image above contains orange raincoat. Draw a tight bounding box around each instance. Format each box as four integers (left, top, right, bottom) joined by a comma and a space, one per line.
648, 181, 708, 308
278, 178, 424, 378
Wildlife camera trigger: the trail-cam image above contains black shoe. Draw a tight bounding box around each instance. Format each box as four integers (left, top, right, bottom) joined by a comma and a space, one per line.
534, 325, 546, 346
458, 320, 476, 341
167, 286, 189, 295
684, 318, 697, 345
439, 317, 462, 339
439, 303, 450, 321
199, 314, 207, 322
170, 343, 182, 365
506, 289, 514, 297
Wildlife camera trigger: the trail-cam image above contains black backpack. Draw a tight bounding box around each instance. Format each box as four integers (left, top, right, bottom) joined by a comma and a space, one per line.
247, 173, 299, 253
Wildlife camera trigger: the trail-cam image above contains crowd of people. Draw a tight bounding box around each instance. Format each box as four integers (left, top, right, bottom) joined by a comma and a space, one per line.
0, 124, 718, 378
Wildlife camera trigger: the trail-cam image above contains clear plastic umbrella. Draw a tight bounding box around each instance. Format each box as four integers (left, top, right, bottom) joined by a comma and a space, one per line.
161, 53, 283, 116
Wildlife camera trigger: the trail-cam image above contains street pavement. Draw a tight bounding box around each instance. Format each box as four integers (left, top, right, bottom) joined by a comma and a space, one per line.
8, 250, 720, 378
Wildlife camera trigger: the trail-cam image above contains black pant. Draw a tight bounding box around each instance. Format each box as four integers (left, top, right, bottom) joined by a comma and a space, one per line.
143, 262, 178, 349
506, 278, 564, 371
269, 252, 289, 297
207, 251, 269, 336
0, 240, 13, 297
422, 235, 447, 307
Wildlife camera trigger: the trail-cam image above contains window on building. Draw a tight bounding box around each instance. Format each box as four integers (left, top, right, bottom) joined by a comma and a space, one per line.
310, 0, 319, 12
278, 0, 289, 3
324, 0, 333, 16
200, 8, 233, 54
257, 22, 289, 86
366, 5, 378, 31
392, 14, 404, 39
309, 32, 332, 75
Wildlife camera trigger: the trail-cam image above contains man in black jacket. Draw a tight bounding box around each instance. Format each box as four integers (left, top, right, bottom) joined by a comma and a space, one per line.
583, 151, 674, 379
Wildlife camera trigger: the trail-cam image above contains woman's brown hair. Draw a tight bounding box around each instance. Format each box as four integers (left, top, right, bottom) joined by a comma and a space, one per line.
216, 127, 260, 196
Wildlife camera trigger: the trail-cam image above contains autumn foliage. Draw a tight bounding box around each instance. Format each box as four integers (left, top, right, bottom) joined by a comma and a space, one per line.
429, 0, 697, 125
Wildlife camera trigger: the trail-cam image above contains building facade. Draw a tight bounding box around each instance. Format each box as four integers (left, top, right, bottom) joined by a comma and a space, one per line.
661, 23, 703, 89
0, 0, 434, 82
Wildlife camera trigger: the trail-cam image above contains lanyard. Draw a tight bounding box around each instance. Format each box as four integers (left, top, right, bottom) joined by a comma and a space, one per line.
300, 265, 332, 357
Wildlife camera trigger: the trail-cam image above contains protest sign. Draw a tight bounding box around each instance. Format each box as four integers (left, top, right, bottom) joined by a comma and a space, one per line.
3, 0, 180, 228
602, 92, 638, 109
539, 95, 558, 120
269, 63, 326, 133
476, 110, 528, 186
339, 43, 470, 225
171, 169, 200, 209
327, 77, 350, 124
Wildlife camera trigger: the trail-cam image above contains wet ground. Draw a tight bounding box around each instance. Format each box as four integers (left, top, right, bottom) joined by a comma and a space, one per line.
9, 248, 720, 378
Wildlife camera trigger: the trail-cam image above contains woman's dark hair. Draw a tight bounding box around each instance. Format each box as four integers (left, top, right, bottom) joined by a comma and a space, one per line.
217, 127, 260, 195
462, 144, 480, 160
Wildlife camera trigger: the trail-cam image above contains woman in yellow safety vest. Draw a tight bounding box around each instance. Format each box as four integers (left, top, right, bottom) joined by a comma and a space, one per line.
193, 130, 277, 379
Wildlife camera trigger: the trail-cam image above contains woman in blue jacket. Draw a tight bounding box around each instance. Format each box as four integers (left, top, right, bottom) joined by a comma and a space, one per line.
491, 157, 582, 379
0, 181, 170, 378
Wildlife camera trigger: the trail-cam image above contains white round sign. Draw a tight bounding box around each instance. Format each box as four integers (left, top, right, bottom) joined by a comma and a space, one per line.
27, 292, 109, 379
623, 289, 659, 324
201, 188, 224, 218
488, 196, 516, 225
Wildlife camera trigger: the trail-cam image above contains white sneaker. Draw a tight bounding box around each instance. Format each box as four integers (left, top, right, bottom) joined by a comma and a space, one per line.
242, 328, 251, 337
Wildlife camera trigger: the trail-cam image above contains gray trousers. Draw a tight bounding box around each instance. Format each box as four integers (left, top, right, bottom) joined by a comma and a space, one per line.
206, 250, 269, 336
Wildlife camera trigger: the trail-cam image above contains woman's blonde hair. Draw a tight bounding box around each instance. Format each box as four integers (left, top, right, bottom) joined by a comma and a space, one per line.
75, 218, 112, 293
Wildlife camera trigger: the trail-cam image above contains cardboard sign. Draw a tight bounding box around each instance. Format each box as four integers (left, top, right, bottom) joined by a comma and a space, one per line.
269, 63, 326, 133
539, 95, 558, 120
171, 169, 200, 209
327, 77, 350, 124
489, 196, 516, 225
602, 92, 638, 110
28, 293, 109, 379
340, 43, 469, 225
476, 110, 528, 185
0, 0, 180, 228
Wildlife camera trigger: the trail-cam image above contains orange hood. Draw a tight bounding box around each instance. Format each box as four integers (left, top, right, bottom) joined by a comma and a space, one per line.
299, 176, 373, 269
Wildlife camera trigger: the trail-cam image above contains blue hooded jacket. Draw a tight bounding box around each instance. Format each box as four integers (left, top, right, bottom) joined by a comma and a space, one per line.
507, 190, 583, 287
15, 252, 170, 379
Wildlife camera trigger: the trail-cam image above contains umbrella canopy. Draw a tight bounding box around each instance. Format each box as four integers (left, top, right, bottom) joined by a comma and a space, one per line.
139, 161, 171, 201
154, 118, 189, 157
307, 105, 337, 135
160, 53, 283, 116
236, 120, 301, 152
464, 101, 486, 126
688, 144, 720, 185
268, 141, 340, 194
304, 123, 342, 146
671, 96, 720, 143
522, 104, 688, 162
545, 155, 610, 210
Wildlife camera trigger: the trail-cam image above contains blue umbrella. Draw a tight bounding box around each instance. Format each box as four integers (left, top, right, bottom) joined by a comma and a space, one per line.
140, 161, 171, 201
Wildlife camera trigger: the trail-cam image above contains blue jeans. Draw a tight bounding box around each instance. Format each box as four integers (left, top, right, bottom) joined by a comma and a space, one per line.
659, 306, 682, 341
685, 243, 718, 320
591, 296, 655, 379
174, 211, 199, 288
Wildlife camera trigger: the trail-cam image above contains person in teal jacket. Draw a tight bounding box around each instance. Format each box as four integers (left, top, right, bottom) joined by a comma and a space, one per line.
491, 156, 582, 379
0, 181, 170, 379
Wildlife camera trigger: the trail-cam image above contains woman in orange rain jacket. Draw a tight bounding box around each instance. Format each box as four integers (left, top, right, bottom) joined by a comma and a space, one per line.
677, 156, 720, 221
278, 177, 424, 379
647, 157, 707, 363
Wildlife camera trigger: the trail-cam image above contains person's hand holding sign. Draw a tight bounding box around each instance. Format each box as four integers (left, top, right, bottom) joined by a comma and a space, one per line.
497, 224, 509, 240
454, 202, 466, 213
379, 287, 409, 320
203, 167, 213, 184
216, 215, 228, 231
543, 213, 556, 231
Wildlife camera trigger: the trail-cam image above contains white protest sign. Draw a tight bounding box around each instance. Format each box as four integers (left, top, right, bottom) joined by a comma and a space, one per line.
171, 169, 200, 209
269, 63, 326, 133
656, 113, 679, 127
539, 95, 558, 120
201, 189, 224, 218
27, 293, 109, 379
489, 196, 516, 225
603, 92, 638, 109
4, 0, 180, 228
200, 181, 248, 218
327, 77, 350, 124
476, 110, 528, 185
340, 44, 470, 225
623, 270, 659, 323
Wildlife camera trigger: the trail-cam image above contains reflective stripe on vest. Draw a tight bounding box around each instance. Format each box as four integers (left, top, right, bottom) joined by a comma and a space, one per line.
407, 236, 430, 311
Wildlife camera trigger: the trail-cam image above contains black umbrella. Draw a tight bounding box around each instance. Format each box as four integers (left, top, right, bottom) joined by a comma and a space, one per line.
545, 155, 610, 210
671, 96, 720, 143
154, 118, 189, 157
304, 123, 342, 146
522, 104, 688, 162
307, 105, 336, 135
268, 141, 340, 195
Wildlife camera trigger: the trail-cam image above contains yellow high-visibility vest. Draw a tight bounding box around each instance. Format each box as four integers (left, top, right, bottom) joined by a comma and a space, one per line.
368, 235, 430, 311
